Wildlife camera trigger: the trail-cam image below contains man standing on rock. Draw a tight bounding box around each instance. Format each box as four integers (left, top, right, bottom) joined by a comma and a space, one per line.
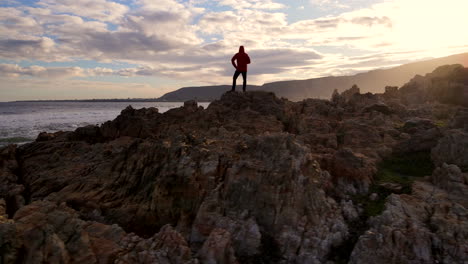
231, 46, 251, 92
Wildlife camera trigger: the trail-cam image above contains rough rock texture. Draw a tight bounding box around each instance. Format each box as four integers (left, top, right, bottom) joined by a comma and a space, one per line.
432, 129, 468, 171
0, 145, 24, 219
349, 164, 468, 264
341, 84, 360, 102
450, 108, 468, 130
0, 200, 197, 264
396, 118, 442, 153
0, 92, 351, 263
1, 67, 467, 263
198, 228, 238, 264
399, 64, 468, 106
384, 86, 399, 98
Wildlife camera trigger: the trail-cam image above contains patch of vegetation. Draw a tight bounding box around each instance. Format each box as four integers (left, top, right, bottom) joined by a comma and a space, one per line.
354, 151, 434, 218
332, 151, 435, 264
379, 151, 434, 177
364, 152, 432, 216
352, 186, 390, 219
434, 120, 448, 128
393, 121, 405, 129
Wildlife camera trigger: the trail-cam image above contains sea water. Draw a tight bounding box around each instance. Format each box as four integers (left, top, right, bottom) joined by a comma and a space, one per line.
0, 101, 210, 147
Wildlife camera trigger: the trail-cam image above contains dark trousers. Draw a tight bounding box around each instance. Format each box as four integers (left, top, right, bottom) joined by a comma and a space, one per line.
232, 70, 247, 91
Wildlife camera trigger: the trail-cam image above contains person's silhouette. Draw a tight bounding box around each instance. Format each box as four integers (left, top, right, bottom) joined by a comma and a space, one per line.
231, 46, 251, 92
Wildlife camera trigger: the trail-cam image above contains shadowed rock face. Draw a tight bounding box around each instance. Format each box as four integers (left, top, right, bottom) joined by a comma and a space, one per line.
399, 64, 468, 106
0, 72, 467, 264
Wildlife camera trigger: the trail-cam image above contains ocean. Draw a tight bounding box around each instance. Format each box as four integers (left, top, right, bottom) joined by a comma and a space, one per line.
0, 101, 210, 147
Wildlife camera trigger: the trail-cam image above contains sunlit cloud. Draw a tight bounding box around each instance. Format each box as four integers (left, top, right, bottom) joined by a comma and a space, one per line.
310, 0, 349, 9
217, 0, 286, 10
37, 0, 129, 22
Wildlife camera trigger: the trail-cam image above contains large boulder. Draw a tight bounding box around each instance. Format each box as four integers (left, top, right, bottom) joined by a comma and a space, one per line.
100, 105, 160, 139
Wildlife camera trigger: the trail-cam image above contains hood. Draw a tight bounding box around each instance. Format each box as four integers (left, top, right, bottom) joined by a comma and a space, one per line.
239, 46, 245, 53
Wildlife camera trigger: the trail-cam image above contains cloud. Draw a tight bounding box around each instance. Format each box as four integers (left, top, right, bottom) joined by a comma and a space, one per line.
0, 44, 321, 85
37, 0, 129, 22
0, 64, 91, 78
0, 37, 56, 61
0, 7, 43, 39
119, 1, 202, 50
217, 0, 286, 10
247, 48, 323, 75
350, 16, 391, 27
198, 9, 287, 39
0, 0, 203, 62
309, 0, 378, 10
310, 0, 349, 9
0, 64, 168, 79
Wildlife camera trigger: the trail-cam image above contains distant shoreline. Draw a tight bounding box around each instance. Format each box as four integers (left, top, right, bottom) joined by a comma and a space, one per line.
4, 99, 212, 103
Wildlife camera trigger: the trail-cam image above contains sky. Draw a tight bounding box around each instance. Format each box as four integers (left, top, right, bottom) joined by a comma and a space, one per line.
1, 0, 468, 101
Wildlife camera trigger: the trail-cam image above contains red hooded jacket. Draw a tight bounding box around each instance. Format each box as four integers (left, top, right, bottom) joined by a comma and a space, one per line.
231, 46, 251, 72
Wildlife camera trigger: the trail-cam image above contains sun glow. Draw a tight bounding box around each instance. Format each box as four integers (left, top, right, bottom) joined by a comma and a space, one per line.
380, 0, 468, 54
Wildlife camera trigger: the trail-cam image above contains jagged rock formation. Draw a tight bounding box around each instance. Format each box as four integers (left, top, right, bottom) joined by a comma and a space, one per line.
1, 66, 467, 263
399, 64, 468, 106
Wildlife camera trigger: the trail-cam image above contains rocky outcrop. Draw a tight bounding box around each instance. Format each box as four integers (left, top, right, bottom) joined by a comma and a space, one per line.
100, 105, 161, 140
198, 228, 239, 264
0, 92, 349, 263
1, 72, 467, 264
0, 200, 197, 264
432, 163, 468, 195
450, 108, 468, 130
339, 84, 360, 102
396, 118, 442, 153
363, 103, 392, 115
398, 64, 468, 106
349, 164, 468, 264
432, 129, 468, 171
384, 86, 398, 98
0, 145, 24, 219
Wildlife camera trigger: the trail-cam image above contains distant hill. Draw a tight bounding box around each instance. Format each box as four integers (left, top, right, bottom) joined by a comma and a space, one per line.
157, 52, 468, 101
13, 98, 161, 103
156, 85, 261, 102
